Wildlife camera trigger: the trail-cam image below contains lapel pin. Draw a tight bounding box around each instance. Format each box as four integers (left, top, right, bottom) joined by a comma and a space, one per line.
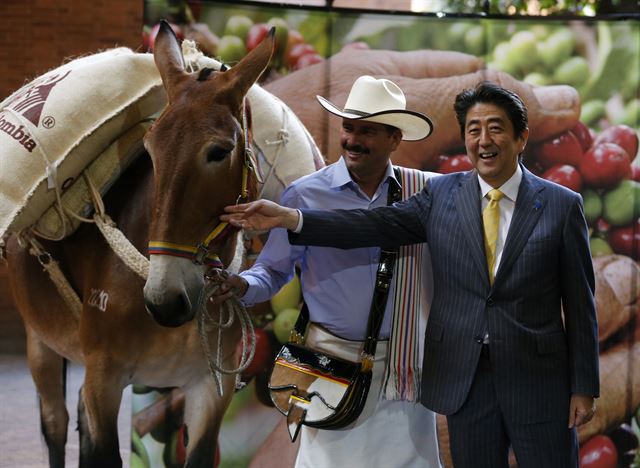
533, 200, 541, 211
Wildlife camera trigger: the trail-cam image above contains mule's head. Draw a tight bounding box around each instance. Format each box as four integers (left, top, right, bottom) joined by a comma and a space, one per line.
143, 21, 274, 327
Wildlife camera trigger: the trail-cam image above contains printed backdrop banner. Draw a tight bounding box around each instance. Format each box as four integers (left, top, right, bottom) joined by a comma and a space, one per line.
134, 2, 639, 467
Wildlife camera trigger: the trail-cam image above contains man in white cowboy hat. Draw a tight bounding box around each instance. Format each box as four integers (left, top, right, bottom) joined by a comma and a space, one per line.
210, 75, 441, 467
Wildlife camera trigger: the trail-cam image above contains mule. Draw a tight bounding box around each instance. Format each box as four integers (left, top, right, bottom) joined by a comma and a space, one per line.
5, 22, 278, 467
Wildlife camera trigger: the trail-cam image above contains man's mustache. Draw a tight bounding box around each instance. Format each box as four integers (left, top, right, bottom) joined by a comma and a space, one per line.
342, 143, 370, 154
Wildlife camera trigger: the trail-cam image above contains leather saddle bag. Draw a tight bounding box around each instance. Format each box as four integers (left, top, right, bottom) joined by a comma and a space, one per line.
268, 332, 373, 441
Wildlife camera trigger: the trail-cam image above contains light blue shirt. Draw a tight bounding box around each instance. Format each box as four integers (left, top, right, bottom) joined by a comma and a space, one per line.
240, 156, 398, 340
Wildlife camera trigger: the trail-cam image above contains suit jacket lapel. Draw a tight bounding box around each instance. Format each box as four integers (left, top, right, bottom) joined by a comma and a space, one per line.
494, 167, 546, 285
454, 171, 489, 283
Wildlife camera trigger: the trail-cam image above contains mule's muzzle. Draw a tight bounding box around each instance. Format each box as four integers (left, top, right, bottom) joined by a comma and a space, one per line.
144, 294, 194, 328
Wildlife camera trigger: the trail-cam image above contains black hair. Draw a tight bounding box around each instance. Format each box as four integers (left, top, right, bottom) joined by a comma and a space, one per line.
453, 82, 528, 139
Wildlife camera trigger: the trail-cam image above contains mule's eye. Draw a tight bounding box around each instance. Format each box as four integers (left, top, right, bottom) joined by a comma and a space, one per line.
206, 145, 231, 163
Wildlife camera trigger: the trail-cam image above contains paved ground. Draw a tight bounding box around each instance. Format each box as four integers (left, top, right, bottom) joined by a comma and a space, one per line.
0, 353, 131, 468
0, 353, 280, 467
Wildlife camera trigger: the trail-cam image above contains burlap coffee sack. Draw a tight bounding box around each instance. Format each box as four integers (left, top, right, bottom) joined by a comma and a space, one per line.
1, 42, 321, 243
0, 48, 165, 239
34, 120, 153, 239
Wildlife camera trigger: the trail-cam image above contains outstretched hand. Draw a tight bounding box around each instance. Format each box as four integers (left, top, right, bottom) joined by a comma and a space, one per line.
221, 199, 300, 232
265, 47, 580, 170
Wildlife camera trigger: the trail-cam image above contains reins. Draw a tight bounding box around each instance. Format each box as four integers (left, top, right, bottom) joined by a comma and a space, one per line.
195, 279, 256, 396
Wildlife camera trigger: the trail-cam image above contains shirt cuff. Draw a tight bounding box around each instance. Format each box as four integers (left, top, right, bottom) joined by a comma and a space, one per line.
237, 274, 259, 306
293, 209, 303, 233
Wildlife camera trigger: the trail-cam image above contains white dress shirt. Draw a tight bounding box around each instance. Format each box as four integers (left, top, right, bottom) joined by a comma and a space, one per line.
478, 165, 523, 278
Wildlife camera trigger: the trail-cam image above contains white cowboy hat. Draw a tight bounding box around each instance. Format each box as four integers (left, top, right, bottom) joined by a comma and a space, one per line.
316, 75, 433, 141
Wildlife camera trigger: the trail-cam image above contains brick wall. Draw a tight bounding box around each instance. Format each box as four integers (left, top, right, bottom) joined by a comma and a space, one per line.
0, 0, 144, 353
0, 0, 144, 100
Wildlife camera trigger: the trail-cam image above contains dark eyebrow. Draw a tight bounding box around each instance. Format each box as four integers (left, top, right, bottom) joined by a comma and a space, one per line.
467, 116, 506, 126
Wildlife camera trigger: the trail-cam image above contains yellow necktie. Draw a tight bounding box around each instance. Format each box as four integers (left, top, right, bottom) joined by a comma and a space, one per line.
483, 189, 504, 284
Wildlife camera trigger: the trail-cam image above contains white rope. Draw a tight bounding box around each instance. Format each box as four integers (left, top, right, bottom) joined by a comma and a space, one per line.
195, 281, 256, 397
258, 106, 289, 200
81, 172, 149, 280
62, 205, 95, 224
23, 233, 82, 319
93, 214, 149, 280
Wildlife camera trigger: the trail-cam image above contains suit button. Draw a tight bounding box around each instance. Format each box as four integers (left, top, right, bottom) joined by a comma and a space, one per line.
487, 297, 494, 306
474, 336, 483, 344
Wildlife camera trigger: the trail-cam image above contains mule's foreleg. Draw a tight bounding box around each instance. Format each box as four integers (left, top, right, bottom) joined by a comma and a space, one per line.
183, 374, 236, 468
25, 326, 69, 468
77, 360, 125, 468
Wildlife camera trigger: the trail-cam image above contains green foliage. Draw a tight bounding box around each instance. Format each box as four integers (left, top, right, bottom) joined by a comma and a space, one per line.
422, 0, 638, 15
502, 0, 638, 15
298, 12, 332, 56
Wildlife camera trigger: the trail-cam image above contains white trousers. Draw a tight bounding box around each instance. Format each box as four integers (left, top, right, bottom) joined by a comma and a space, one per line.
294, 325, 442, 468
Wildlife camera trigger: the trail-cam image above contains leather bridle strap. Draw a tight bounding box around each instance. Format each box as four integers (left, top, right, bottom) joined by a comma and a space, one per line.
148, 100, 255, 266
147, 241, 224, 268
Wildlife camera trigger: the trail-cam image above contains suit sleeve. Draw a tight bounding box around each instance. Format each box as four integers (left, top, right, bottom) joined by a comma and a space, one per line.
560, 196, 600, 397
289, 186, 431, 249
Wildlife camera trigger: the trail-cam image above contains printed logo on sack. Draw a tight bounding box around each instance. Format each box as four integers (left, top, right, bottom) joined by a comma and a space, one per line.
0, 70, 70, 153
5, 70, 70, 126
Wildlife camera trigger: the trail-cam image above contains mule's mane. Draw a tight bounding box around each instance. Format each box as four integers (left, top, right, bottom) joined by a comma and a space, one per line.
197, 68, 216, 81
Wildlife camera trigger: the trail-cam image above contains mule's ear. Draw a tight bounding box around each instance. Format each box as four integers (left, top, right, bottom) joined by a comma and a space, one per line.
153, 20, 187, 103
224, 27, 275, 103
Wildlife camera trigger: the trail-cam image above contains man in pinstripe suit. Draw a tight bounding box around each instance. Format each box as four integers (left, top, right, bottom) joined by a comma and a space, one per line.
222, 82, 600, 467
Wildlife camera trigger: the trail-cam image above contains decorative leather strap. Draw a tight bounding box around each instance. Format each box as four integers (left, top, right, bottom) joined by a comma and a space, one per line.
362, 168, 401, 366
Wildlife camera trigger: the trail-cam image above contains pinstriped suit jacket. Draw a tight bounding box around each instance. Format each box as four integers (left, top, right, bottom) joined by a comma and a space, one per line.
291, 165, 599, 424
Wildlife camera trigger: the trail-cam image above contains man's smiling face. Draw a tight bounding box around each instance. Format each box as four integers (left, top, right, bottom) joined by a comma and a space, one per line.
340, 118, 401, 180
464, 102, 528, 188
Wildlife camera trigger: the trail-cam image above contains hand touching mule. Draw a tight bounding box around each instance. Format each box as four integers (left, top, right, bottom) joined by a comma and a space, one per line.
221, 199, 299, 232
